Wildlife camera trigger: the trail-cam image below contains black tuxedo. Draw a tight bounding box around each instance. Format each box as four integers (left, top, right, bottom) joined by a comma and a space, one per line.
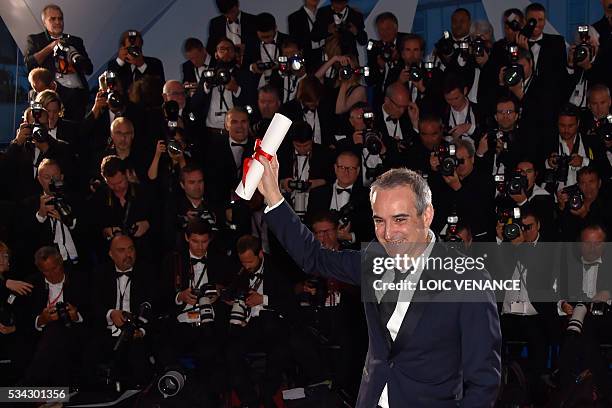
181, 58, 212, 84
263, 201, 501, 407
278, 143, 333, 182
242, 32, 290, 71
21, 271, 89, 386
53, 118, 80, 153
107, 56, 165, 93
366, 33, 407, 105
206, 12, 257, 55
204, 136, 254, 216
373, 106, 418, 167
592, 15, 612, 91
560, 251, 612, 303
531, 34, 567, 93
311, 6, 368, 57
279, 98, 336, 148
441, 100, 485, 138
306, 182, 373, 244
288, 7, 324, 70
24, 31, 92, 120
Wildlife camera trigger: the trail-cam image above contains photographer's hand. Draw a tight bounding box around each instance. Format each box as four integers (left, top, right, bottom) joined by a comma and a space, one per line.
443, 170, 462, 191
117, 46, 129, 63
133, 220, 150, 238
226, 77, 239, 93
569, 202, 589, 218
38, 194, 54, 218
429, 152, 440, 172
476, 134, 488, 156
5, 279, 33, 295
178, 288, 197, 305
0, 323, 16, 335
110, 310, 126, 327
407, 101, 419, 129
66, 303, 79, 321
516, 33, 529, 50
246, 290, 264, 307
475, 49, 489, 67
569, 153, 584, 167
556, 190, 569, 211
92, 90, 108, 119
14, 122, 31, 146
337, 222, 352, 241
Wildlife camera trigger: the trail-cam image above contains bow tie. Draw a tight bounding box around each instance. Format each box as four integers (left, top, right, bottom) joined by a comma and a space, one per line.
303, 107, 316, 114
336, 188, 352, 195
386, 116, 398, 124
583, 262, 601, 270
250, 272, 263, 281
190, 257, 207, 266
228, 18, 240, 25
231, 142, 247, 147
529, 39, 543, 46
116, 270, 132, 278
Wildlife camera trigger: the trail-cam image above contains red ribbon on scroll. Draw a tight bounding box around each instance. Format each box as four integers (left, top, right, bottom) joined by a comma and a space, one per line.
241, 139, 273, 188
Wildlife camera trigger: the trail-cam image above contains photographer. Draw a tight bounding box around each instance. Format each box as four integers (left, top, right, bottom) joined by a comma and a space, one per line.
193, 38, 250, 134
225, 235, 296, 408
306, 150, 373, 246
85, 235, 156, 388
565, 26, 605, 108
148, 128, 192, 197
496, 209, 559, 403
557, 167, 611, 242
366, 12, 405, 106
592, 0, 612, 91
405, 114, 444, 177
0, 242, 33, 384
5, 105, 74, 201
245, 12, 289, 88
27, 67, 56, 103
92, 156, 155, 259
162, 165, 218, 251
21, 246, 87, 386
489, 9, 525, 81
429, 139, 495, 240
269, 39, 307, 104
278, 121, 331, 219
24, 4, 92, 121
181, 37, 211, 88
34, 90, 79, 154
544, 104, 603, 191
157, 220, 228, 404
432, 8, 471, 70
206, 0, 257, 57
476, 95, 524, 175
22, 159, 83, 266
108, 30, 165, 93
288, 0, 324, 71
310, 0, 367, 58
441, 75, 484, 144
387, 34, 444, 116
465, 21, 499, 115
250, 85, 281, 137
162, 79, 204, 150
582, 84, 611, 137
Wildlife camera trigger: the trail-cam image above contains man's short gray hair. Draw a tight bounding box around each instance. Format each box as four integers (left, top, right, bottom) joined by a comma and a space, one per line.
369, 168, 432, 215
455, 139, 475, 158
34, 246, 62, 267
41, 4, 62, 21
470, 20, 494, 40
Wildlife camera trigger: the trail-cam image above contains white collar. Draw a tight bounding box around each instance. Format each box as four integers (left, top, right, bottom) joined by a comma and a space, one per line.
250, 258, 265, 279
189, 251, 206, 260
530, 33, 544, 42
334, 180, 354, 190
451, 100, 469, 115
303, 6, 317, 19
115, 266, 133, 273
581, 256, 602, 265
229, 136, 247, 145
45, 275, 65, 287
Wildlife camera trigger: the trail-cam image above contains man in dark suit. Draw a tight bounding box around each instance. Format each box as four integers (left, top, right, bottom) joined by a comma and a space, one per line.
84, 234, 156, 388
162, 80, 205, 150
244, 13, 289, 85
366, 12, 407, 107
181, 37, 212, 87
256, 159, 501, 407
204, 107, 254, 217
311, 0, 368, 58
306, 150, 373, 246
34, 90, 80, 157
592, 0, 612, 91
24, 4, 92, 121
206, 0, 257, 56
21, 246, 88, 386
226, 235, 296, 408
278, 121, 331, 219
288, 0, 324, 71
107, 30, 165, 93
440, 75, 485, 145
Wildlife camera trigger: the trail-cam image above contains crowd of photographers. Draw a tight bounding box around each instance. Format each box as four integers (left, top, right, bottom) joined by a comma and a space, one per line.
0, 0, 611, 406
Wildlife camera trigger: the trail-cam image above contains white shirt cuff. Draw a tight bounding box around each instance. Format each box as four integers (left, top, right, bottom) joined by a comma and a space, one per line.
350, 232, 356, 244
137, 62, 147, 73
105, 309, 114, 327
175, 292, 183, 305
582, 157, 590, 167
36, 212, 47, 223
264, 197, 285, 213
263, 294, 269, 307
116, 57, 125, 67
467, 122, 476, 136
75, 312, 83, 324
233, 86, 242, 97
557, 300, 567, 316
35, 315, 45, 331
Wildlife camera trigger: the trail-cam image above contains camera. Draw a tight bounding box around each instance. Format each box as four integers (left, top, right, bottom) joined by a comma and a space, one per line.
506, 171, 528, 196
506, 13, 522, 32
47, 177, 75, 226
0, 294, 16, 327
519, 18, 537, 39
498, 206, 522, 241
597, 114, 612, 144
365, 164, 385, 180
288, 179, 311, 192
494, 174, 506, 195
503, 45, 524, 87
407, 64, 425, 82
158, 368, 186, 399
366, 40, 396, 63
100, 70, 125, 110
487, 129, 510, 153
179, 207, 218, 231
53, 35, 83, 73
202, 67, 232, 87
28, 102, 50, 143
256, 61, 276, 71
126, 31, 141, 58
162, 100, 183, 155
591, 300, 611, 316
54, 301, 72, 328
574, 25, 592, 65
191, 283, 217, 325
335, 201, 355, 229
339, 65, 369, 80
435, 143, 464, 176
457, 39, 470, 58
544, 154, 571, 184
362, 111, 383, 155
113, 302, 152, 352
435, 31, 455, 59
229, 295, 250, 326
278, 54, 305, 76
562, 184, 584, 211
471, 36, 486, 57
444, 213, 462, 242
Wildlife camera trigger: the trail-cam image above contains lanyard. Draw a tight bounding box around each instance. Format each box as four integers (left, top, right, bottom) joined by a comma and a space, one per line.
261, 42, 278, 63
284, 76, 298, 103
450, 103, 472, 128
47, 285, 64, 307
293, 153, 310, 180
226, 20, 241, 40
194, 66, 202, 83
190, 262, 207, 290
559, 134, 581, 156
303, 110, 318, 139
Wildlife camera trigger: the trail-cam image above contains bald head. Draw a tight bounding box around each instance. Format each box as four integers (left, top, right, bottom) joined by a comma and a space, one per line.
109, 234, 136, 271
163, 80, 186, 109
384, 82, 410, 119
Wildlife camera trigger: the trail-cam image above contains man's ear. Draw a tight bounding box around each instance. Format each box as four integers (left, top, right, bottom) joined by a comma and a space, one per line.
423, 204, 434, 229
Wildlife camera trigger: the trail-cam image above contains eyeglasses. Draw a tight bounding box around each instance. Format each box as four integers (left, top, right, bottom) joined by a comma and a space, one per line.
336, 165, 359, 172
496, 109, 516, 115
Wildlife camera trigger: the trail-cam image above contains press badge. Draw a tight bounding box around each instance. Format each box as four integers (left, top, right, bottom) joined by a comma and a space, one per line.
511, 301, 527, 315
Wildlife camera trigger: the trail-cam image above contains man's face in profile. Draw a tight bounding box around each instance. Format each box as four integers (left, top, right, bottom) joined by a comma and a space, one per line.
371, 186, 433, 257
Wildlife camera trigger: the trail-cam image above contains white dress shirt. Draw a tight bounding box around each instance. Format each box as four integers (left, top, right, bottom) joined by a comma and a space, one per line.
106, 268, 132, 336
544, 134, 590, 190
329, 181, 353, 211
448, 102, 476, 139
382, 108, 402, 141
529, 34, 543, 73
35, 212, 78, 262
204, 81, 241, 129
226, 12, 242, 46
249, 260, 269, 318
176, 252, 209, 323
302, 107, 322, 144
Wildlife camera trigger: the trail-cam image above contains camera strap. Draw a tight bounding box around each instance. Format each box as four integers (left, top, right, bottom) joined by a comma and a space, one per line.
218, 85, 230, 112
284, 76, 298, 103
449, 103, 472, 128
117, 277, 131, 311
47, 285, 64, 307
261, 42, 278, 63
190, 262, 207, 290
558, 134, 581, 156
293, 152, 310, 181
